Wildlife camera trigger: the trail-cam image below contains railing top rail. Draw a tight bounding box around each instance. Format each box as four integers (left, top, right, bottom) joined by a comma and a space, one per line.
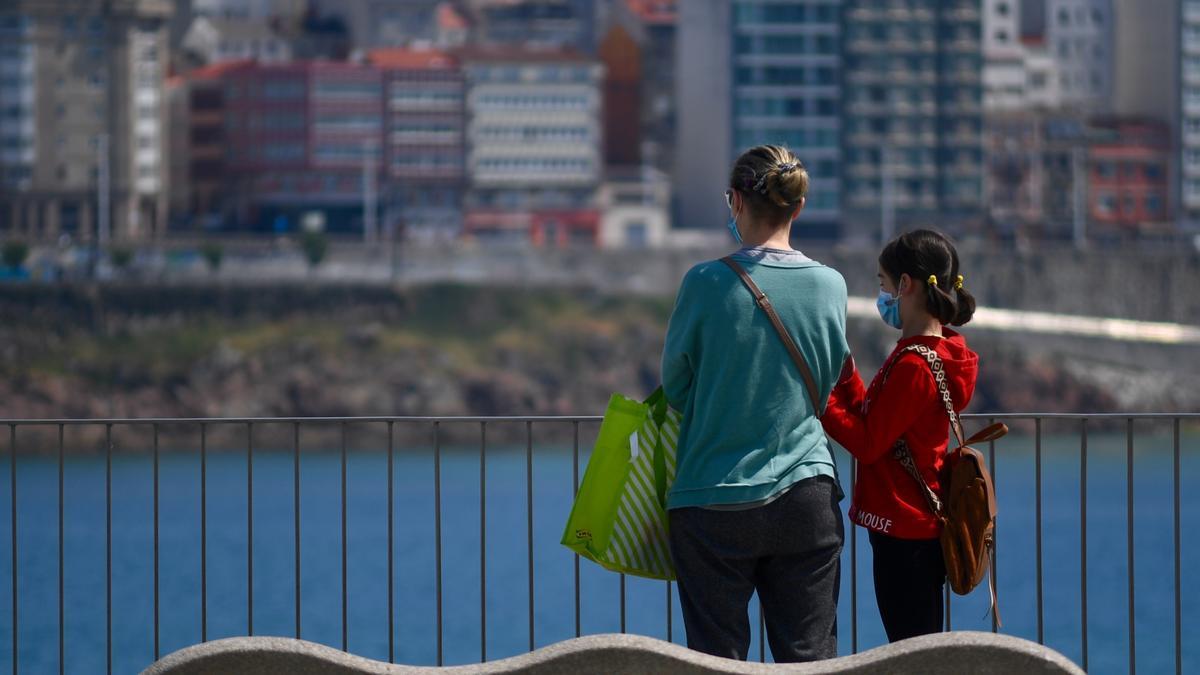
0, 415, 608, 426
0, 413, 1197, 426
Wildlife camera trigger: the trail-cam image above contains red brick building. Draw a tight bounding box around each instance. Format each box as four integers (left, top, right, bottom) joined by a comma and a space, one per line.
222, 61, 383, 233
598, 24, 641, 168
1087, 118, 1172, 234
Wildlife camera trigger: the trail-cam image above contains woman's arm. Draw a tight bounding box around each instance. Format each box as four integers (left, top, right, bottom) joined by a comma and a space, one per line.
820, 355, 935, 465
662, 272, 700, 410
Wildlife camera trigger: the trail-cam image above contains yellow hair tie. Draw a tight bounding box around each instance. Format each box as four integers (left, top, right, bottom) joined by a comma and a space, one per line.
927, 275, 938, 287
955, 275, 965, 290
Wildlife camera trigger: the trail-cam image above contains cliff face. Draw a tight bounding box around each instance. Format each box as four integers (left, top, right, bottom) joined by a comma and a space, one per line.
0, 283, 1191, 428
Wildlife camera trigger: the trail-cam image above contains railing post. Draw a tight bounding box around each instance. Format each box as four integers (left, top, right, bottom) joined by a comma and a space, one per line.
58, 425, 66, 675
1126, 418, 1136, 675
434, 421, 443, 666
988, 416, 996, 634
1174, 418, 1182, 675
573, 421, 581, 640
1080, 418, 1089, 672
152, 424, 159, 662
10, 424, 17, 675
106, 424, 112, 675
850, 456, 858, 654
480, 421, 487, 663
293, 423, 301, 640
387, 421, 395, 664
1035, 418, 1043, 644
199, 423, 207, 646
247, 422, 254, 637
526, 421, 534, 652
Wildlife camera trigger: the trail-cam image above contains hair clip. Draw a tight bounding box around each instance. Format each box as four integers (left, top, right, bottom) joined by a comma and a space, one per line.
955, 275, 964, 290
927, 275, 938, 287
751, 173, 770, 194
778, 161, 799, 174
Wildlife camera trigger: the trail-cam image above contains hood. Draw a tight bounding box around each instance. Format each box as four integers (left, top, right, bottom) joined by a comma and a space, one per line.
898, 328, 978, 411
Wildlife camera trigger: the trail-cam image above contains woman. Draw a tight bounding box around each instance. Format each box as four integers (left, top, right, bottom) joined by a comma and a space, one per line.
820, 229, 978, 643
661, 145, 850, 662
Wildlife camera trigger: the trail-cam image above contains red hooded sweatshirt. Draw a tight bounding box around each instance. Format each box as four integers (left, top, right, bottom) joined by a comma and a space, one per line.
821, 328, 979, 540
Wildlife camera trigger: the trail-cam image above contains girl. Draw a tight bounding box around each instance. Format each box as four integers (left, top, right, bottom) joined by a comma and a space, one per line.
662, 145, 850, 662
820, 229, 978, 643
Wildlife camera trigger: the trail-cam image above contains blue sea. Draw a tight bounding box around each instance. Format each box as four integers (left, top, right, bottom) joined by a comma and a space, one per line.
0, 425, 1196, 674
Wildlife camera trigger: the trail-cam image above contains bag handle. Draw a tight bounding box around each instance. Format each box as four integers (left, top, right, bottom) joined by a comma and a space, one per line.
720, 256, 825, 415
966, 422, 1009, 446
643, 386, 672, 508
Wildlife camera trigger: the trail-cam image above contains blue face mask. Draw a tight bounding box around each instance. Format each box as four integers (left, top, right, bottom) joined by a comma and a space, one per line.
876, 289, 902, 329
727, 215, 742, 244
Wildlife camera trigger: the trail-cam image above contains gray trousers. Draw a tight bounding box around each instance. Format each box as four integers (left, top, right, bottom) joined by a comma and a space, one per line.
667, 475, 844, 662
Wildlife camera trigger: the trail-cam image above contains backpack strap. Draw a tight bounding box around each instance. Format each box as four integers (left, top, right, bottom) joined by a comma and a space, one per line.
900, 344, 966, 448
720, 256, 825, 416
885, 344, 964, 519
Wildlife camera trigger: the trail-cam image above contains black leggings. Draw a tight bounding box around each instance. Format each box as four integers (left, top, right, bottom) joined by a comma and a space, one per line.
869, 530, 946, 643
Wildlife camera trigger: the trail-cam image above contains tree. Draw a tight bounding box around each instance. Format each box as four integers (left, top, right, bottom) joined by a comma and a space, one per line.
301, 231, 327, 270
1, 241, 29, 270
201, 243, 223, 273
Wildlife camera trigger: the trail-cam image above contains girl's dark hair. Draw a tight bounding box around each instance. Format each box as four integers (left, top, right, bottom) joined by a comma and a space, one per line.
879, 229, 975, 326
728, 145, 809, 222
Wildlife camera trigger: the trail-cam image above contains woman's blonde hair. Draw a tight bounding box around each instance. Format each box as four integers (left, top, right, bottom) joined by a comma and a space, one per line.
728, 145, 810, 220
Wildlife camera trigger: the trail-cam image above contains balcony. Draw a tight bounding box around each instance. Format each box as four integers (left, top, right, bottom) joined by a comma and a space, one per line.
0, 412, 1194, 672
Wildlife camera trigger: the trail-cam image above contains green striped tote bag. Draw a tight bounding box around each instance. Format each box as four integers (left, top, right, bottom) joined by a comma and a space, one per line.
561, 386, 681, 581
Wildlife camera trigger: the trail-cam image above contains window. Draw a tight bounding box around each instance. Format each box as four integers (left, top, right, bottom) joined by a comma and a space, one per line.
263, 143, 305, 161
314, 81, 380, 98
995, 31, 1009, 43
996, 2, 1010, 15
1096, 192, 1115, 214
1145, 194, 1163, 215
262, 80, 304, 99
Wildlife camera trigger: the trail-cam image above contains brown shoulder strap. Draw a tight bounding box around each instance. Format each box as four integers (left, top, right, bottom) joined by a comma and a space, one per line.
720, 256, 824, 415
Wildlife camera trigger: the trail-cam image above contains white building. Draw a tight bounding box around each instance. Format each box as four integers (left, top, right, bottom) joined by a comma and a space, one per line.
460, 48, 605, 244
983, 0, 1062, 111
463, 49, 603, 206
191, 0, 306, 19
1045, 0, 1112, 111
1, 1, 172, 241
182, 16, 293, 65
598, 167, 670, 249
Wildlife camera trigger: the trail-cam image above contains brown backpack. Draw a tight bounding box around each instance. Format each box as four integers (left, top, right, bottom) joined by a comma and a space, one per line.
888, 344, 1008, 622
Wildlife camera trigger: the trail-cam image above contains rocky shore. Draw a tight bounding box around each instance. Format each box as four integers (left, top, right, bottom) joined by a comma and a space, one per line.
0, 283, 1193, 448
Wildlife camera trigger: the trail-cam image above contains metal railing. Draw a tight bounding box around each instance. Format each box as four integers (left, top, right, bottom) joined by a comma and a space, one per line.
0, 412, 1195, 674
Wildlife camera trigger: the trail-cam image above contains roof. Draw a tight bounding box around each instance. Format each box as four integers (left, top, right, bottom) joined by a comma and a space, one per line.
187, 59, 256, 80
453, 45, 592, 64
437, 2, 470, 30
368, 48, 459, 70
624, 0, 675, 24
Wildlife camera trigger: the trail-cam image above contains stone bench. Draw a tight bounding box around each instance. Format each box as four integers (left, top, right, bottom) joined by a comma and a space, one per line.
142, 631, 1084, 674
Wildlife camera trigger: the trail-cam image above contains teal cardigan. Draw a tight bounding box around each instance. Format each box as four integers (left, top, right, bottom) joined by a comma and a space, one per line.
661, 249, 850, 509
